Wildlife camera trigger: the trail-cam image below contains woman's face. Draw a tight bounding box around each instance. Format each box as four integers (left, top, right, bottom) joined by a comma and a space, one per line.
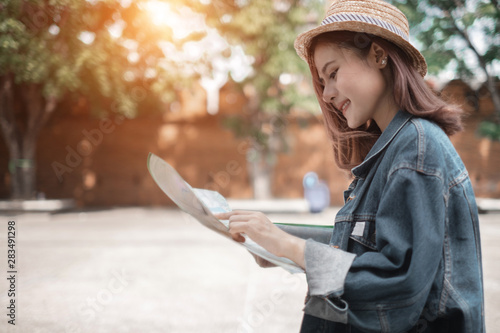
313, 41, 396, 131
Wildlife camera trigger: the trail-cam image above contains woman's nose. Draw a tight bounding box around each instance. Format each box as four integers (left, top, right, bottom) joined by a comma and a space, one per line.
322, 83, 338, 103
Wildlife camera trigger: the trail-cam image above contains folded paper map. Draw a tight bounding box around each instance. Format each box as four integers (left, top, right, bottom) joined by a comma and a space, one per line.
147, 152, 304, 273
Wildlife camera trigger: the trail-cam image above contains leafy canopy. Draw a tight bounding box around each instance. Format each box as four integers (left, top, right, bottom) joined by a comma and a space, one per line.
0, 0, 210, 117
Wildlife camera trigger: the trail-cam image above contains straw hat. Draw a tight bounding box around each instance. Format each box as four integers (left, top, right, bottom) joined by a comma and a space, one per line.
294, 0, 427, 77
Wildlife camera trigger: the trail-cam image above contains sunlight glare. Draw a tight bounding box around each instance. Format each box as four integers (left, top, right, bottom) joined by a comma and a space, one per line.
145, 0, 196, 40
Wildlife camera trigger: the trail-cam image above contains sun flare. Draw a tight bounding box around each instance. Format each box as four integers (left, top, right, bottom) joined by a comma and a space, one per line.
144, 0, 195, 39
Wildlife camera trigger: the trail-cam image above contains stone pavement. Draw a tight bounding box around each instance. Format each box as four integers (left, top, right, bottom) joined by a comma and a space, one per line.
0, 207, 498, 333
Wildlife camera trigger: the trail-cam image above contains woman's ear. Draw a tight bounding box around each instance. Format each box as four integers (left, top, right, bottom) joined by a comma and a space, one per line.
369, 42, 388, 69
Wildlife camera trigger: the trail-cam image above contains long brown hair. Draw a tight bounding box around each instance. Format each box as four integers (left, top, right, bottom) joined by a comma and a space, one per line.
307, 31, 463, 171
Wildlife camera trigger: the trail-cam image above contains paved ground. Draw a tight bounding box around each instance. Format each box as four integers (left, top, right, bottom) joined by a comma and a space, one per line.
0, 207, 498, 332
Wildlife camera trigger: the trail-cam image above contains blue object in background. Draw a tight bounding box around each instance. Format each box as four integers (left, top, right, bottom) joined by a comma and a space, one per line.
303, 172, 330, 213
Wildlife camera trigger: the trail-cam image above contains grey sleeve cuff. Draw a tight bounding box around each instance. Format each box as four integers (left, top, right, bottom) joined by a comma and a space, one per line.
303, 295, 349, 324
304, 239, 356, 297
275, 224, 332, 244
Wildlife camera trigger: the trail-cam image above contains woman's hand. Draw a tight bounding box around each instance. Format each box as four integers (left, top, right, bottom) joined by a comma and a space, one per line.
248, 251, 277, 268
214, 210, 306, 269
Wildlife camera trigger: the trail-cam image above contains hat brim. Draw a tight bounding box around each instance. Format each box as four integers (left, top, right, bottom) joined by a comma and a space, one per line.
294, 21, 427, 77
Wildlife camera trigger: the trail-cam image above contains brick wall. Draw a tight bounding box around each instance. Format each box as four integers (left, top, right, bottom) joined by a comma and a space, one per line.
442, 79, 500, 198
1, 80, 499, 206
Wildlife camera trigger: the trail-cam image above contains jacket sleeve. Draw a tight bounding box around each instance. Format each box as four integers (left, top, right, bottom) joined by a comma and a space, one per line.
303, 168, 446, 332
275, 224, 332, 244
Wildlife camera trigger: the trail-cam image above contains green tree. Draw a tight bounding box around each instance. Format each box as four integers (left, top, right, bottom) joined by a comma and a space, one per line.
198, 0, 322, 198
391, 0, 500, 122
0, 0, 203, 199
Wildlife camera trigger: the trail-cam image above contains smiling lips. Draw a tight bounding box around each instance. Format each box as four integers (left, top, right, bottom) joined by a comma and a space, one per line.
338, 100, 351, 116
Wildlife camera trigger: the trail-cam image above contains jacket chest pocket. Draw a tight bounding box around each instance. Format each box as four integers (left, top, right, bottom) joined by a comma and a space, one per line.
348, 220, 377, 254
330, 219, 377, 255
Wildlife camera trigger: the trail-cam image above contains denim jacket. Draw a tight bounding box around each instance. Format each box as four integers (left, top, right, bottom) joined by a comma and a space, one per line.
280, 110, 485, 332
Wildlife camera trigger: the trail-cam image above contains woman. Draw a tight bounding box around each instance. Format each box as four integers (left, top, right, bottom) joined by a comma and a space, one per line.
215, 0, 485, 331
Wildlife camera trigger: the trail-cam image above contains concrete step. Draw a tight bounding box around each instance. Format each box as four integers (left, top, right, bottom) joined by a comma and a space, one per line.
0, 199, 75, 212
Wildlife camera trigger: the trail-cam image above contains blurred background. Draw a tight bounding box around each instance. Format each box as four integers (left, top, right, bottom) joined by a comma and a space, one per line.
0, 0, 499, 205
0, 0, 499, 332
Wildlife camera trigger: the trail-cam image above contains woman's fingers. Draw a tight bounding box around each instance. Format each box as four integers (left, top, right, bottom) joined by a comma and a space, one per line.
213, 210, 259, 220
214, 211, 279, 255
214, 211, 260, 238
231, 233, 245, 243
224, 214, 265, 243
227, 221, 249, 242
249, 252, 277, 268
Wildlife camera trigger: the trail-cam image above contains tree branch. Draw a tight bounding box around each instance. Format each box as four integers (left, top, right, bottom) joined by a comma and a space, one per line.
37, 95, 57, 137
491, 0, 500, 13
0, 74, 19, 150
26, 83, 42, 134
438, 6, 490, 76
452, 21, 488, 73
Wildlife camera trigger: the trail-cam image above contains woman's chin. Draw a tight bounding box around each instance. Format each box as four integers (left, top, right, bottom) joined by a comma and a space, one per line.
345, 116, 367, 129
346, 119, 360, 129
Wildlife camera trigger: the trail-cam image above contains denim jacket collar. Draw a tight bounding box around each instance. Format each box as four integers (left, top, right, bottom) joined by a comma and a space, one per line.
351, 110, 413, 178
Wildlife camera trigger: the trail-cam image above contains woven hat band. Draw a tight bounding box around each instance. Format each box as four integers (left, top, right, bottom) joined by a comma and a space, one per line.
321, 14, 409, 41
294, 0, 427, 76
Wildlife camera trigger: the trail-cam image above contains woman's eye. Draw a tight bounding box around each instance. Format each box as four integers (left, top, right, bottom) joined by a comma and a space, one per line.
329, 70, 338, 80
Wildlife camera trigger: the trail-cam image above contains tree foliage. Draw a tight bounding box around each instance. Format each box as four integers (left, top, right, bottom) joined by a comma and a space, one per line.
0, 0, 206, 117
0, 0, 324, 199
392, 0, 499, 76
0, 0, 206, 199
200, 0, 323, 151
390, 0, 500, 121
